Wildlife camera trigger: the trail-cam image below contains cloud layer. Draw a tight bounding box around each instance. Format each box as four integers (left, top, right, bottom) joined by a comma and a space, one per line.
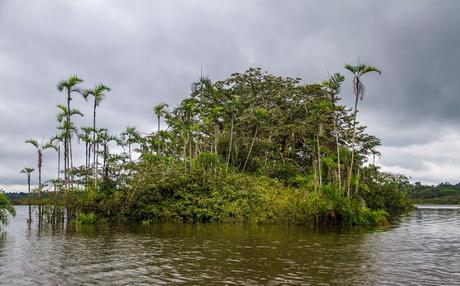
1, 0, 460, 190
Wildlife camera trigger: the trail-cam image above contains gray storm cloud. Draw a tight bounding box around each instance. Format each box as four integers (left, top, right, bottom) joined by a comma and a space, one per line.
1, 0, 460, 189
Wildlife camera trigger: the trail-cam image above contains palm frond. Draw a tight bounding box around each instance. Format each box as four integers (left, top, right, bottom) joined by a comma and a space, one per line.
25, 139, 39, 148
362, 65, 382, 75
344, 64, 357, 74
20, 167, 34, 174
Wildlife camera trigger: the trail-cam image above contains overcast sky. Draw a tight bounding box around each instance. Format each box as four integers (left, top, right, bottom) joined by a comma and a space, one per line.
1, 0, 459, 191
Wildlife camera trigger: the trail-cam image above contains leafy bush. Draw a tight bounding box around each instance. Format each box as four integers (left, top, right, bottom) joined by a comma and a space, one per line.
76, 212, 97, 224
0, 192, 15, 227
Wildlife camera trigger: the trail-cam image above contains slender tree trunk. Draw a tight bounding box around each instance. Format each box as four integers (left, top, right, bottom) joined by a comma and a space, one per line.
189, 132, 193, 160
64, 137, 68, 189
128, 138, 131, 161
57, 145, 61, 180
88, 144, 92, 167
331, 95, 342, 192
38, 151, 42, 225
69, 136, 74, 187
354, 168, 360, 196
183, 130, 187, 167
316, 132, 322, 187
104, 144, 109, 179
158, 115, 161, 133
69, 137, 73, 170
27, 174, 31, 223
347, 94, 359, 197
157, 115, 161, 155
243, 126, 258, 172
56, 145, 60, 224
93, 101, 97, 187
52, 184, 57, 224
67, 93, 73, 188
95, 142, 99, 186
313, 155, 318, 192
226, 114, 234, 171
103, 144, 107, 179
85, 141, 88, 168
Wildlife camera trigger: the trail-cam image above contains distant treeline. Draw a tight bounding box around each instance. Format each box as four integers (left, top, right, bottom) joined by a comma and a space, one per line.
409, 182, 460, 204
4, 192, 48, 205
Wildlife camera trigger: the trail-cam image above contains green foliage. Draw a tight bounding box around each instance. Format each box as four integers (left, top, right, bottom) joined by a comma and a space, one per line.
21, 66, 412, 227
359, 166, 413, 213
0, 192, 16, 227
409, 182, 460, 204
76, 212, 97, 224
69, 158, 397, 227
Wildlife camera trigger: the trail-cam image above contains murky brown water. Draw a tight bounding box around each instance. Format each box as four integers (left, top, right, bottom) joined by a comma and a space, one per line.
1, 205, 459, 285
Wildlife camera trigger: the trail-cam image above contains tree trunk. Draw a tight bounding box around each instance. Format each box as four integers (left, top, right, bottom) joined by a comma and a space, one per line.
243, 126, 258, 172
354, 168, 360, 196
64, 137, 68, 189
85, 141, 88, 168
347, 93, 360, 197
157, 115, 161, 155
316, 132, 322, 187
27, 174, 31, 223
226, 114, 234, 172
69, 136, 74, 187
331, 95, 342, 192
93, 101, 97, 187
57, 145, 61, 180
38, 151, 42, 225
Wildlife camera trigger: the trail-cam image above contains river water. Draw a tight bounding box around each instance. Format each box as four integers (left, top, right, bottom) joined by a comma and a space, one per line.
1, 205, 459, 285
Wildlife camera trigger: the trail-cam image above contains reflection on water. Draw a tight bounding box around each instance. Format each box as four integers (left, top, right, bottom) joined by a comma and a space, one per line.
1, 206, 459, 285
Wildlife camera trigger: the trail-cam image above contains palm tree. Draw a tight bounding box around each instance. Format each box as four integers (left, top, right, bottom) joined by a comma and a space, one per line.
20, 167, 34, 223
153, 103, 169, 155
56, 104, 84, 187
153, 103, 169, 134
83, 83, 111, 182
57, 75, 84, 187
50, 134, 65, 180
0, 191, 15, 227
79, 127, 93, 168
97, 130, 118, 179
344, 63, 381, 197
25, 139, 55, 223
121, 126, 140, 160
322, 73, 345, 191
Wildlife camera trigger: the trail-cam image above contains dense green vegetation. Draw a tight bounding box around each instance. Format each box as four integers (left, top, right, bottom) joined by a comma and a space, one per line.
409, 182, 460, 204
0, 191, 16, 227
18, 65, 412, 226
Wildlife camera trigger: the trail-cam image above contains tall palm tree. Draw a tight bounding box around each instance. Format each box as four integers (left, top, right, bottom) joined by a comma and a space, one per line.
322, 73, 345, 191
56, 104, 83, 187
121, 126, 140, 160
344, 63, 381, 197
25, 139, 55, 223
83, 83, 111, 182
50, 134, 65, 180
20, 167, 34, 223
153, 103, 169, 134
97, 130, 118, 179
57, 75, 84, 187
79, 127, 93, 168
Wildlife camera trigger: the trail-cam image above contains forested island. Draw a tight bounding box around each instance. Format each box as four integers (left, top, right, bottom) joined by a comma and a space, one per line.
2, 64, 414, 227
409, 182, 460, 204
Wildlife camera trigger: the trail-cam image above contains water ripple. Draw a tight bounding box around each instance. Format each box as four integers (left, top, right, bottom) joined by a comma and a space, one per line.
0, 206, 459, 285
